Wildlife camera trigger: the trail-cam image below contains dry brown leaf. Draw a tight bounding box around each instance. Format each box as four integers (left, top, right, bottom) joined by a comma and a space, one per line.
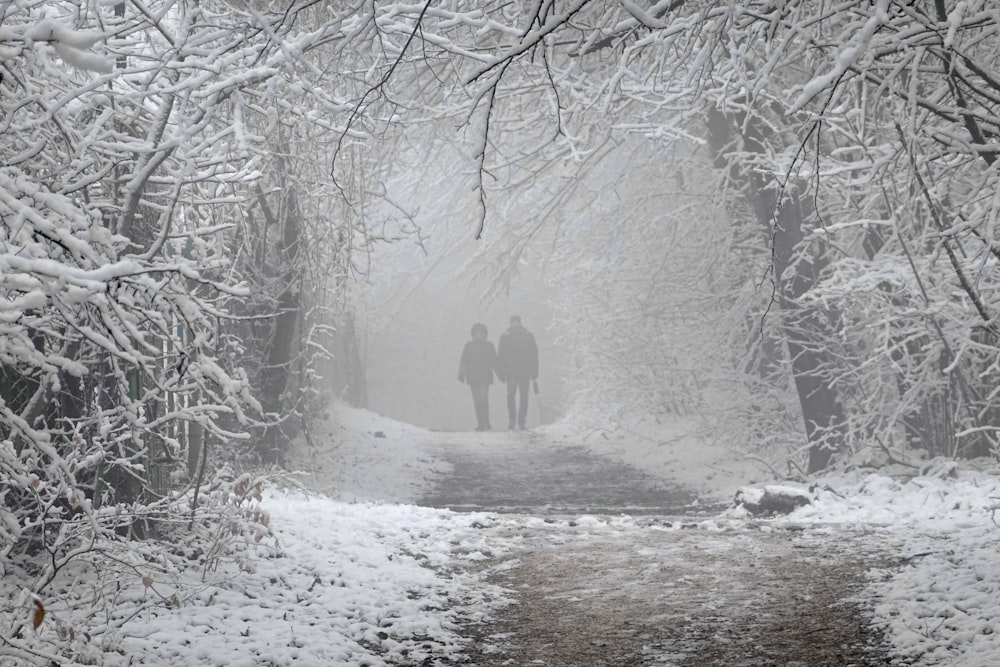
32, 599, 44, 630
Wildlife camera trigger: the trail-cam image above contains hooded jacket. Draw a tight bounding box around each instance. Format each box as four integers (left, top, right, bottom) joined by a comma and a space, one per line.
458, 338, 497, 386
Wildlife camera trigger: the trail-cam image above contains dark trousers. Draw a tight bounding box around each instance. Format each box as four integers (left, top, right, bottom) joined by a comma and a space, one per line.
469, 384, 491, 429
506, 377, 530, 428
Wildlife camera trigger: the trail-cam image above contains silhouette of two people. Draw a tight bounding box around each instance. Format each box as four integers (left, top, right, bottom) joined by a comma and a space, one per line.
458, 315, 539, 432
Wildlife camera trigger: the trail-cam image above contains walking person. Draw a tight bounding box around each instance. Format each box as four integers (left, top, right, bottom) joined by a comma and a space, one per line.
496, 314, 539, 430
457, 322, 497, 431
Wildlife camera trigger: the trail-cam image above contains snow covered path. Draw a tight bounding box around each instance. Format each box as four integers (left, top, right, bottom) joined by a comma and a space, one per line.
418, 432, 896, 666
419, 431, 703, 515
462, 519, 894, 666
27, 404, 994, 666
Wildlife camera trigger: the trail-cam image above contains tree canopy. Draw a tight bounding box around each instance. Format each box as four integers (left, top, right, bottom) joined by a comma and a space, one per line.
5, 1, 1000, 661
355, 1, 1000, 469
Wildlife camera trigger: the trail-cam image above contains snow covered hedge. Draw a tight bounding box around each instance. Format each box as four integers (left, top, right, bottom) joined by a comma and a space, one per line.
0, 1, 380, 662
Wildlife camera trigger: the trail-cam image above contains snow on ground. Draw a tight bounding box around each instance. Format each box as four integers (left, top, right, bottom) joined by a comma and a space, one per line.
538, 407, 1000, 666
284, 401, 447, 504
101, 403, 509, 666
111, 495, 509, 667
291, 404, 1000, 666
792, 467, 1000, 666
8, 401, 1000, 665
534, 411, 769, 505
3, 403, 510, 667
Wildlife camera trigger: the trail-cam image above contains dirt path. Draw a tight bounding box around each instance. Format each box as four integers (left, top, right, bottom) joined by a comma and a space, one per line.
420, 432, 703, 515
419, 433, 896, 666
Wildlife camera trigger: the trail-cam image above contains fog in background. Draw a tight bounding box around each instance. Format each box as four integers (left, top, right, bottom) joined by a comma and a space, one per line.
361, 234, 569, 433
350, 131, 692, 434
366, 286, 564, 431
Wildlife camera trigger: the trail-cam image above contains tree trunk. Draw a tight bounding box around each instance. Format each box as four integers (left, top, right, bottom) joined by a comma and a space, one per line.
706, 111, 847, 472
764, 191, 847, 473
257, 186, 302, 465
331, 310, 367, 407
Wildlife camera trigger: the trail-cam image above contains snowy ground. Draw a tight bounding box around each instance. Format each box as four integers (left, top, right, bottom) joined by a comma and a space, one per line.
540, 415, 1000, 666
7, 401, 1000, 665
795, 468, 1000, 666
111, 498, 508, 667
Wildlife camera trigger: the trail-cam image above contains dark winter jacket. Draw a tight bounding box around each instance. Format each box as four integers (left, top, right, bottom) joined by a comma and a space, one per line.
458, 339, 497, 386
496, 325, 538, 382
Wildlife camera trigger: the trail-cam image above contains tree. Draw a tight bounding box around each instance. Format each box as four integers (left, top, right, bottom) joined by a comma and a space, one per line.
0, 1, 398, 659
356, 1, 1000, 472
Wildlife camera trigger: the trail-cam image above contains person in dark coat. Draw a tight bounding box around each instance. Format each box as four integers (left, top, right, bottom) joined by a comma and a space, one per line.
458, 322, 497, 431
496, 314, 539, 430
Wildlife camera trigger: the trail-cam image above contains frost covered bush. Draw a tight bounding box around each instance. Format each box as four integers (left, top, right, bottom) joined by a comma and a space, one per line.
0, 467, 275, 664
0, 1, 360, 663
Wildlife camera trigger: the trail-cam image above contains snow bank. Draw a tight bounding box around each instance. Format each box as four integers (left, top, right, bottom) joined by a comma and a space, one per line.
284, 401, 447, 504
785, 466, 1000, 665
112, 491, 511, 666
